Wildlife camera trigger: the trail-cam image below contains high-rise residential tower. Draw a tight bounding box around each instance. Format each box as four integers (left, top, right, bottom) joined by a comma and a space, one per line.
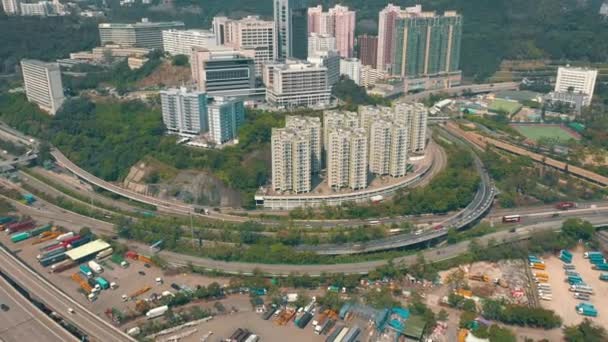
160, 87, 208, 136
206, 96, 245, 145
392, 9, 462, 78
1, 0, 20, 14
307, 4, 356, 58
395, 101, 428, 153
271, 127, 311, 193
308, 33, 336, 57
357, 34, 378, 68
376, 4, 405, 72
285, 116, 322, 174
274, 0, 308, 60
326, 127, 368, 190
322, 110, 359, 151
20, 59, 64, 115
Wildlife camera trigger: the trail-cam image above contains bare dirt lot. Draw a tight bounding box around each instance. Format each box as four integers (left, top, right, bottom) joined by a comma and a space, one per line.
540, 246, 608, 327
180, 310, 326, 342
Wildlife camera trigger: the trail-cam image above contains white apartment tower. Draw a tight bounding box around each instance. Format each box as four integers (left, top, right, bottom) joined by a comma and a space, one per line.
162, 29, 216, 57
327, 127, 367, 190
322, 110, 358, 151
20, 59, 64, 115
271, 127, 311, 193
366, 109, 409, 177
285, 116, 322, 174
2, 0, 20, 14
395, 102, 428, 153
340, 58, 361, 85
206, 96, 245, 145
160, 87, 207, 136
308, 33, 336, 57
554, 66, 598, 105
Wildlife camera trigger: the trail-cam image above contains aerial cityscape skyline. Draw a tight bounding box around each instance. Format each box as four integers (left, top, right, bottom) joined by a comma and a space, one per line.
0, 0, 607, 341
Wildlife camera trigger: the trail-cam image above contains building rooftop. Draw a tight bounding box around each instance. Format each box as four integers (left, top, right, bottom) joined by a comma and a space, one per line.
99, 20, 185, 29
21, 59, 60, 70
65, 239, 111, 261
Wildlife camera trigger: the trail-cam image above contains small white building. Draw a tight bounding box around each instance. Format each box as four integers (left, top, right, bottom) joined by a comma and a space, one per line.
554, 66, 598, 105
340, 57, 361, 85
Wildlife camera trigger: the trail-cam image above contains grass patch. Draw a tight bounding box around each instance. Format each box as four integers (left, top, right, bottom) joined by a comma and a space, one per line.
512, 124, 578, 142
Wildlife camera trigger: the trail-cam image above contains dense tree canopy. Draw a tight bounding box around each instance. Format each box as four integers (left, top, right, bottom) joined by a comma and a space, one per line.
0, 15, 99, 74
564, 319, 608, 342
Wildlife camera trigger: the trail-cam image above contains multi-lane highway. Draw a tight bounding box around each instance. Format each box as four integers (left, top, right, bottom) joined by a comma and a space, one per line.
0, 246, 134, 342
0, 273, 78, 342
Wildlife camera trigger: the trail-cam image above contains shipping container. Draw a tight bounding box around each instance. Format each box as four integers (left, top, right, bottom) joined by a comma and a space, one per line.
592, 263, 608, 271
296, 312, 313, 329
325, 325, 344, 342
262, 308, 276, 320
584, 251, 603, 259
40, 253, 67, 267
244, 334, 259, 342
0, 217, 14, 225
10, 231, 31, 243
68, 235, 92, 249
342, 326, 360, 342
5, 220, 35, 234
56, 232, 75, 242
37, 246, 66, 260
30, 224, 52, 236
51, 260, 76, 273
334, 327, 349, 342
96, 248, 113, 260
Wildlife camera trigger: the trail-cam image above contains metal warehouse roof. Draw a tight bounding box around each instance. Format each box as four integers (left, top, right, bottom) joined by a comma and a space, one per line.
65, 239, 111, 261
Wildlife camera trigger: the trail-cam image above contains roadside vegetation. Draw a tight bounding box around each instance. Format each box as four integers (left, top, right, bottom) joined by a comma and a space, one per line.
481, 147, 605, 208
0, 94, 310, 207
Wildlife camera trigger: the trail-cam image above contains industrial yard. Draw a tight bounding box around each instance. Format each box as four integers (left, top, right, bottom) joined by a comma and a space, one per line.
539, 247, 608, 327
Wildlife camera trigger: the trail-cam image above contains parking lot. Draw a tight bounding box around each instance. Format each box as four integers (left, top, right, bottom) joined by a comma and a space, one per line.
0, 230, 234, 320
540, 246, 608, 327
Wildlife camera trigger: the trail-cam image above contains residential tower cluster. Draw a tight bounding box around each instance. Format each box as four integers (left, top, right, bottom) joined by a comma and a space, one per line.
271, 102, 428, 194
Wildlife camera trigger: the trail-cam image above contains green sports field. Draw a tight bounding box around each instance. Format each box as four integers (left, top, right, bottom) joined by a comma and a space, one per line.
512, 124, 578, 142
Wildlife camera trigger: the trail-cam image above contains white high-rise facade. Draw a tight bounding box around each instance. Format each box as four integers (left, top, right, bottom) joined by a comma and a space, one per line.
162, 29, 216, 57
20, 59, 64, 115
285, 116, 322, 174
340, 58, 361, 85
2, 0, 20, 14
554, 66, 598, 105
327, 127, 367, 190
364, 107, 409, 177
395, 102, 428, 153
160, 87, 207, 136
323, 110, 358, 151
206, 96, 245, 145
308, 33, 336, 57
271, 127, 311, 193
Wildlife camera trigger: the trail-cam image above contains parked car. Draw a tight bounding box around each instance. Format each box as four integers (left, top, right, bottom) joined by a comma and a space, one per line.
138, 271, 146, 276
1, 304, 9, 311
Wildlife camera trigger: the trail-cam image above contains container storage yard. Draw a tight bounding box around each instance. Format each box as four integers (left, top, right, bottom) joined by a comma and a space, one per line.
540, 247, 608, 327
